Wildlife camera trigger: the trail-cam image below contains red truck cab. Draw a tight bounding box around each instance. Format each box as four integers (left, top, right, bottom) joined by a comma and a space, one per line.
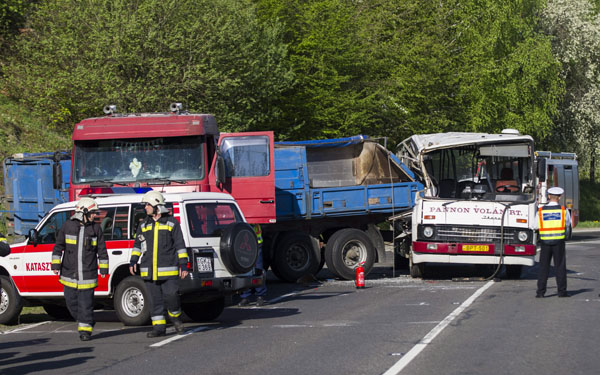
70, 106, 275, 223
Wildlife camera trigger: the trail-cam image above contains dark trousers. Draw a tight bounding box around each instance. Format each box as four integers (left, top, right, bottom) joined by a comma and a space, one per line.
145, 279, 181, 330
64, 286, 95, 330
537, 241, 567, 295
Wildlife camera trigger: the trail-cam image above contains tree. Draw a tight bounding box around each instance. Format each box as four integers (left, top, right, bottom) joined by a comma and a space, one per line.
1, 0, 293, 133
541, 0, 600, 181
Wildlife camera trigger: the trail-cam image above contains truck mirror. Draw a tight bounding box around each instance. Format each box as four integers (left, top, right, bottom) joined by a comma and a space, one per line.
52, 163, 63, 190
537, 158, 547, 180
28, 228, 39, 246
215, 155, 226, 188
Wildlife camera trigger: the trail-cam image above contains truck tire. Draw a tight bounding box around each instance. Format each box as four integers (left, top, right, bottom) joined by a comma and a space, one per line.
0, 276, 23, 325
43, 304, 73, 320
220, 222, 259, 275
505, 265, 522, 279
114, 276, 151, 326
182, 297, 225, 322
325, 229, 375, 280
272, 232, 321, 283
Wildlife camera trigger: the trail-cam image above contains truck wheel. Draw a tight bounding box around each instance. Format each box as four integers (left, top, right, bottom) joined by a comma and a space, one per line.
182, 297, 225, 322
273, 232, 320, 283
114, 276, 151, 326
43, 304, 73, 320
220, 222, 259, 275
409, 255, 425, 278
325, 229, 375, 280
505, 265, 522, 279
0, 276, 23, 325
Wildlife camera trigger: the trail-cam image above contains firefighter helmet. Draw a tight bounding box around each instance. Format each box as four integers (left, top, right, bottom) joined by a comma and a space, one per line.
142, 191, 165, 207
75, 197, 99, 214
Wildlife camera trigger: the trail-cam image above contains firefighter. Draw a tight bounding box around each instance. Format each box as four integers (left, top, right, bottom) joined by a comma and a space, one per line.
535, 187, 571, 298
238, 224, 267, 306
129, 191, 189, 337
52, 197, 108, 341
0, 233, 9, 257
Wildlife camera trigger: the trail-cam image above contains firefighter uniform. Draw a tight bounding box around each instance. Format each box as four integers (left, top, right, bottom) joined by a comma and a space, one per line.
52, 207, 108, 339
239, 224, 266, 306
0, 233, 10, 257
130, 214, 188, 336
0, 233, 10, 292
536, 187, 571, 298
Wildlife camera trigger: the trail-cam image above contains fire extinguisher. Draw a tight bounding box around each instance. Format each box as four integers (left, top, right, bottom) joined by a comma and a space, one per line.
355, 262, 365, 289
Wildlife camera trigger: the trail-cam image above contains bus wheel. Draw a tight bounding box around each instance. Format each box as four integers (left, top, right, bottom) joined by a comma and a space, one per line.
409, 255, 425, 278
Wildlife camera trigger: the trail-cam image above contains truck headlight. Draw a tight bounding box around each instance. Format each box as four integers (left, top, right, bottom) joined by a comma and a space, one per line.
423, 226, 434, 238
517, 231, 528, 242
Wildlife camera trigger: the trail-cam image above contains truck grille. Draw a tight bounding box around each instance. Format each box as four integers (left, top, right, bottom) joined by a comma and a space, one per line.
419, 225, 530, 244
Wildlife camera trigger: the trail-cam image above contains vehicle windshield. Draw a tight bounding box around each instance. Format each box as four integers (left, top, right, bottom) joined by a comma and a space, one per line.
185, 202, 243, 238
422, 142, 534, 201
73, 136, 205, 184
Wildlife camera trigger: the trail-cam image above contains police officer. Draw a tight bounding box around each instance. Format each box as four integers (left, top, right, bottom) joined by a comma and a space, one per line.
129, 191, 189, 337
238, 224, 267, 306
535, 186, 571, 298
52, 197, 109, 341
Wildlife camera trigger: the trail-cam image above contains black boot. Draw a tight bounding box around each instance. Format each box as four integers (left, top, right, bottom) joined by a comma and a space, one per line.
172, 318, 185, 334
147, 329, 166, 338
79, 332, 92, 341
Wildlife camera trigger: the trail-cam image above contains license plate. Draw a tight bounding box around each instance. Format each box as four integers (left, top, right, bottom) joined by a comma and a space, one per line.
462, 245, 489, 252
196, 256, 213, 272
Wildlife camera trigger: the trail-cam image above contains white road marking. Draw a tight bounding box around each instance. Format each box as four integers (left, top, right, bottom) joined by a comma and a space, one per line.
1, 321, 50, 334
150, 326, 208, 348
266, 291, 303, 304
383, 280, 495, 375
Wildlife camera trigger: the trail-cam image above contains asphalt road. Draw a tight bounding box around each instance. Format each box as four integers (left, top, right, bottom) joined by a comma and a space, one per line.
1, 231, 598, 375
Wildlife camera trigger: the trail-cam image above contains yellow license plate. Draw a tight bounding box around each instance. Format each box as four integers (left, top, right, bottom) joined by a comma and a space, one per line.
463, 245, 489, 252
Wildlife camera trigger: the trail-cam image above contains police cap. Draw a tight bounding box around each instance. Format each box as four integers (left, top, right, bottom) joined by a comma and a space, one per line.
547, 187, 564, 196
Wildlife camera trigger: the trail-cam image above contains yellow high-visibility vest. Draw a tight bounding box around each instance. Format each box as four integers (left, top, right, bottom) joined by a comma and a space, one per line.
538, 205, 566, 242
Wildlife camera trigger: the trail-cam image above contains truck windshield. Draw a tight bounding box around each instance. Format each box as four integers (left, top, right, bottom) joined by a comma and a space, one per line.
73, 136, 205, 184
423, 142, 534, 201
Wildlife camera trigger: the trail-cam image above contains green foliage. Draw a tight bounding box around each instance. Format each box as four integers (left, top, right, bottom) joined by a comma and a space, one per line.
0, 95, 70, 160
1, 0, 293, 133
255, 0, 563, 146
579, 179, 600, 221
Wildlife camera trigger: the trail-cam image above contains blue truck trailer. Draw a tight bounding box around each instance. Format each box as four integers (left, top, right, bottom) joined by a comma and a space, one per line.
261, 136, 423, 281
2, 136, 423, 281
1, 152, 71, 236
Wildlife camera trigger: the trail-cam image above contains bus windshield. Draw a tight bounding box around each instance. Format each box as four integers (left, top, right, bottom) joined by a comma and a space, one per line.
73, 136, 206, 184
422, 142, 534, 201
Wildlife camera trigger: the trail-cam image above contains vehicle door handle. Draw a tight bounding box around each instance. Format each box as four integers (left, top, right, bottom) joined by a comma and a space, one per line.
112, 250, 123, 255
259, 200, 274, 204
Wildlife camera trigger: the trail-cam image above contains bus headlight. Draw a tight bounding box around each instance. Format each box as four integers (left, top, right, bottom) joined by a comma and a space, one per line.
517, 231, 528, 242
423, 226, 434, 238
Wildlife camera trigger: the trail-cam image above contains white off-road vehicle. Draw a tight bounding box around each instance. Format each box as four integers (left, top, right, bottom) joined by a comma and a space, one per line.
0, 191, 262, 325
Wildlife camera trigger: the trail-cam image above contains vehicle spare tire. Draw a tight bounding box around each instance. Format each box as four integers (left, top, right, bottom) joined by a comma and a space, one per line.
220, 222, 259, 274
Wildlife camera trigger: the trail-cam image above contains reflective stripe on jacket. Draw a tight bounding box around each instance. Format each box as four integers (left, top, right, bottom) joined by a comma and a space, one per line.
254, 224, 263, 245
51, 218, 108, 289
130, 215, 188, 281
538, 205, 566, 243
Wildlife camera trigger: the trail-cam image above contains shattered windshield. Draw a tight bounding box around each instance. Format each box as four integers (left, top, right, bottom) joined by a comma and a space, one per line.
422, 142, 534, 201
73, 136, 205, 184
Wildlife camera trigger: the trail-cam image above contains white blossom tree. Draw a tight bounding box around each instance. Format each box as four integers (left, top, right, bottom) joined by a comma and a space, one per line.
541, 0, 600, 181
